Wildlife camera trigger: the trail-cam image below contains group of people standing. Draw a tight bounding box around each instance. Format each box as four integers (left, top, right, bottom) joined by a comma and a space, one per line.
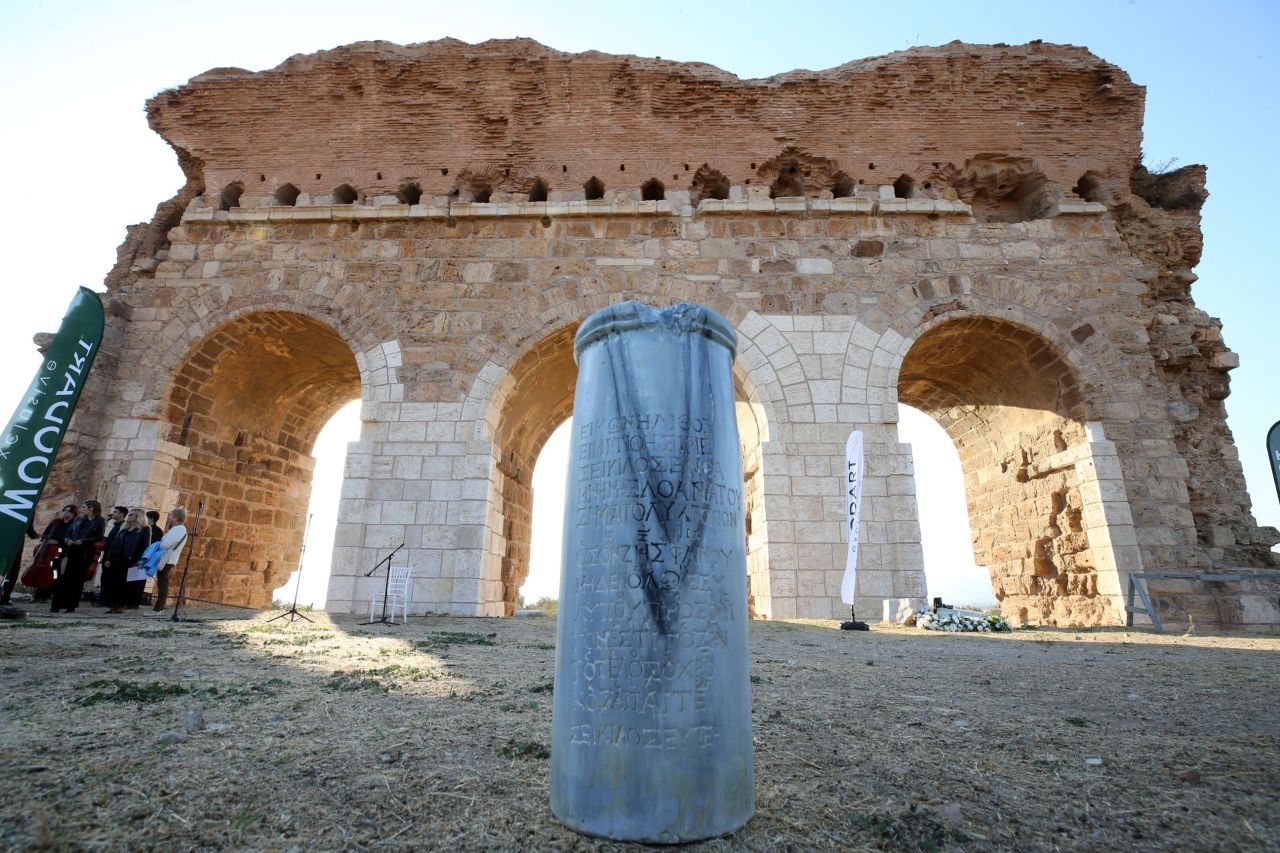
3, 502, 189, 615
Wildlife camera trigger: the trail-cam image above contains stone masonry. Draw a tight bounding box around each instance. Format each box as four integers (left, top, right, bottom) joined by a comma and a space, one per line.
47, 39, 1279, 627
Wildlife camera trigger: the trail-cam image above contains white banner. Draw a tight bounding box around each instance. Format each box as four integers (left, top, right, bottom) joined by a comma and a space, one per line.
840, 430, 864, 605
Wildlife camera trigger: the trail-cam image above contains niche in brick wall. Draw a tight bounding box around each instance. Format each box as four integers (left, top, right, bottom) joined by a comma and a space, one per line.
397, 182, 423, 205
219, 182, 244, 211
769, 167, 805, 199
758, 146, 842, 199
831, 172, 857, 198
453, 171, 494, 203
333, 184, 359, 205
942, 156, 1057, 222
691, 165, 730, 204
1073, 171, 1110, 204
274, 183, 302, 206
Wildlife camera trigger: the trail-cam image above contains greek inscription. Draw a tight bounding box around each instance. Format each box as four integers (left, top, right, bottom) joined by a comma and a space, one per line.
566, 413, 740, 750
567, 723, 721, 750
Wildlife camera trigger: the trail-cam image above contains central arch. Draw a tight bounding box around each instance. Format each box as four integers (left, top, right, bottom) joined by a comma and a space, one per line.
482, 318, 772, 616
163, 310, 361, 607
896, 315, 1108, 625
490, 324, 580, 615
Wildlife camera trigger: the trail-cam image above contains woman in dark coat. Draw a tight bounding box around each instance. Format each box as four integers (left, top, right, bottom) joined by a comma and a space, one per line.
51, 500, 105, 613
101, 509, 151, 613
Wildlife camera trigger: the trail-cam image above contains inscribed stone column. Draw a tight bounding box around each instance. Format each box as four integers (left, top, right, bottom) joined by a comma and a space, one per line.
550, 301, 754, 843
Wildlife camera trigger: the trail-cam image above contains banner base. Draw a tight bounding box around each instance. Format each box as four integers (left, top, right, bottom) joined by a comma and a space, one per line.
839, 608, 869, 631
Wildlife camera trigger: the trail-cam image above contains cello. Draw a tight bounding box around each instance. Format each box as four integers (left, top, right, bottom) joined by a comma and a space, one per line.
20, 538, 61, 590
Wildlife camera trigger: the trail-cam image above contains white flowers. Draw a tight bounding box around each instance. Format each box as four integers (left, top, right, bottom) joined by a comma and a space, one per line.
914, 608, 1011, 633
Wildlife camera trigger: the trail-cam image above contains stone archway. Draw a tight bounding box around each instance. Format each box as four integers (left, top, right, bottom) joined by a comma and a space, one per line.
481, 319, 773, 616
489, 324, 580, 616
897, 315, 1127, 626
163, 310, 361, 606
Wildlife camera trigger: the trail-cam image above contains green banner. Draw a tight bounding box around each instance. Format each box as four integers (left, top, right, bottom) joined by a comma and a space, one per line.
0, 287, 105, 567
1269, 420, 1280, 509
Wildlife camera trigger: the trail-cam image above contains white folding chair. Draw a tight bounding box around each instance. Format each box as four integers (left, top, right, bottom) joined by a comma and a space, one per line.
369, 564, 413, 624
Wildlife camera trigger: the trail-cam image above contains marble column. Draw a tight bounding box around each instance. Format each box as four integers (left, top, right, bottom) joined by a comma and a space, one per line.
550, 301, 754, 843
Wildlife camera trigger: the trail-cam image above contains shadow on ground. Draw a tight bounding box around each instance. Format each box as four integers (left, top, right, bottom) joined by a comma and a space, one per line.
0, 608, 1277, 851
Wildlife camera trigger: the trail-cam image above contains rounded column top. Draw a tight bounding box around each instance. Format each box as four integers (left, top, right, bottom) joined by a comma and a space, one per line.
574, 301, 737, 362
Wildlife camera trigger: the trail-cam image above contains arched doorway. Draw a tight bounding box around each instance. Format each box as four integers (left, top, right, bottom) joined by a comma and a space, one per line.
484, 321, 771, 616
897, 403, 992, 608
163, 311, 361, 607
897, 316, 1109, 625
489, 325, 579, 616
271, 400, 363, 609
519, 418, 572, 608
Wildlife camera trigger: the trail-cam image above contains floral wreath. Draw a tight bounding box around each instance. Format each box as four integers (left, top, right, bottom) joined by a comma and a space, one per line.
915, 608, 1011, 633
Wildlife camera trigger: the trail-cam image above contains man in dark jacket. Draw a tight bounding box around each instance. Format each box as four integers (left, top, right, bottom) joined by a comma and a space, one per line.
146, 511, 165, 548
52, 501, 105, 613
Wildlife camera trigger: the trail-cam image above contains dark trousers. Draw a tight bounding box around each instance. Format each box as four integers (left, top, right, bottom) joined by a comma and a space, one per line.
51, 548, 92, 612
152, 565, 174, 611
125, 578, 146, 609
100, 561, 128, 609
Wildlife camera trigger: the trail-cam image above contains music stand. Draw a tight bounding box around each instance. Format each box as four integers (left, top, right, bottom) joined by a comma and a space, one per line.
170, 499, 205, 623
361, 542, 405, 626
268, 513, 314, 624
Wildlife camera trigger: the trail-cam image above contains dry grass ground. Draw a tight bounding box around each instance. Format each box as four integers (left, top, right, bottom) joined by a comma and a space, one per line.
0, 608, 1277, 852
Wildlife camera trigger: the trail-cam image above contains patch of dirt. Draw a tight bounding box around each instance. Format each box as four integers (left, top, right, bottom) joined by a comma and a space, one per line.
0, 610, 1277, 851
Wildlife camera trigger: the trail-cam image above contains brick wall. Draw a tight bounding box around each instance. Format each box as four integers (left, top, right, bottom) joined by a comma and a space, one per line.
53, 40, 1277, 627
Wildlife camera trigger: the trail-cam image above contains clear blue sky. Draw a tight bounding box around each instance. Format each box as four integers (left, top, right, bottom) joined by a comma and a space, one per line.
2, 1, 1276, 606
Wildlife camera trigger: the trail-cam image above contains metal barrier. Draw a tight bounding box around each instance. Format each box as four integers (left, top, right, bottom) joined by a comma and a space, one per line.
1125, 570, 1280, 632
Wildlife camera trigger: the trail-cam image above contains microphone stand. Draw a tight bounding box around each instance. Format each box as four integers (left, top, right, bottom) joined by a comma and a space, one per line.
361, 542, 404, 626
170, 499, 204, 623
268, 513, 314, 623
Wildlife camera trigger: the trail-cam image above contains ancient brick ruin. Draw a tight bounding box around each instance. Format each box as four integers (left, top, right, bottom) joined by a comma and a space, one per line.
49, 38, 1278, 627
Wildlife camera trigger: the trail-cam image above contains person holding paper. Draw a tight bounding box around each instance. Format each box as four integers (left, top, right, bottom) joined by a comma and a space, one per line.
101, 509, 150, 613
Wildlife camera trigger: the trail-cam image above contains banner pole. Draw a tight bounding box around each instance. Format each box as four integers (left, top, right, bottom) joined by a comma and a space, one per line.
840, 430, 869, 631
0, 288, 105, 603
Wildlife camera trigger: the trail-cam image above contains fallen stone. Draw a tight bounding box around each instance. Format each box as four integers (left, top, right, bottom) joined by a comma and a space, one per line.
183, 709, 205, 732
